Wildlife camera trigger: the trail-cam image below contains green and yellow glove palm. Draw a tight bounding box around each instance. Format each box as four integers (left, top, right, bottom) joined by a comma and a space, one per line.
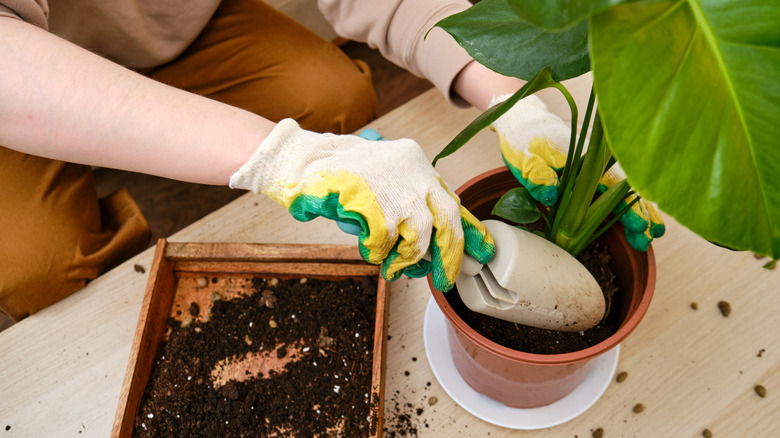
230, 119, 495, 291
490, 95, 664, 251
599, 163, 665, 251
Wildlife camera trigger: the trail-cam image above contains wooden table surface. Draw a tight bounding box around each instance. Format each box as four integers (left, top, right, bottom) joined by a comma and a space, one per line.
2, 82, 778, 437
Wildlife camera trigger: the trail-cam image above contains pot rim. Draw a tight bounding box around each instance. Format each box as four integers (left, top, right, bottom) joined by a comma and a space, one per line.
432, 166, 657, 366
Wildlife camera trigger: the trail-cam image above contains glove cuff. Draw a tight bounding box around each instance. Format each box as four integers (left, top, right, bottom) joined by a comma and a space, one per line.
230, 118, 331, 195
230, 118, 293, 193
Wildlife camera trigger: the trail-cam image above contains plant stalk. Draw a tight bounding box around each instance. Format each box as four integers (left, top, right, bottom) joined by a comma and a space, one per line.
552, 112, 609, 250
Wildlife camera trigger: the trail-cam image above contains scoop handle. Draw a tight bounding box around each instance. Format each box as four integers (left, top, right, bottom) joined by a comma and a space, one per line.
459, 253, 484, 277
420, 250, 483, 278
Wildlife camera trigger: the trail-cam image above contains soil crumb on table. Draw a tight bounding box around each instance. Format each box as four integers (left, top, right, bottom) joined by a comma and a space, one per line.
717, 300, 731, 317
384, 393, 428, 437
134, 276, 379, 437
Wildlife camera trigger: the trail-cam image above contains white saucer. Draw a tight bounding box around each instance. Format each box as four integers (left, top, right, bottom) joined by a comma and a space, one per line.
423, 297, 619, 430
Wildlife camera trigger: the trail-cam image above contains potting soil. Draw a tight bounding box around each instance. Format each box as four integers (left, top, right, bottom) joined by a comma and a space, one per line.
133, 276, 379, 437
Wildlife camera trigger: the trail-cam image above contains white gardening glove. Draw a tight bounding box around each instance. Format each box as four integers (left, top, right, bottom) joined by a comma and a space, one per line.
490, 94, 664, 251
230, 119, 495, 291
490, 94, 571, 207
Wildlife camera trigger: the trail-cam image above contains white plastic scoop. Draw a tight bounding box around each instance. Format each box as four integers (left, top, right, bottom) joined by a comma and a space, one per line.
336, 214, 604, 331
456, 220, 605, 332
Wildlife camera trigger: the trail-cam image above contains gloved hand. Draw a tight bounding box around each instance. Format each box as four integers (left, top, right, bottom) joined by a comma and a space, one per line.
490, 94, 571, 207
490, 94, 664, 250
598, 163, 665, 251
230, 119, 495, 291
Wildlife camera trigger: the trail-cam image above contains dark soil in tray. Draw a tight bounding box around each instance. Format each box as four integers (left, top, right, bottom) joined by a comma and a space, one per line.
444, 242, 619, 354
134, 275, 379, 437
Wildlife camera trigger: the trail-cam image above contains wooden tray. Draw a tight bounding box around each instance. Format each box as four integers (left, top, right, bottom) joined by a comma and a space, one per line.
112, 239, 389, 437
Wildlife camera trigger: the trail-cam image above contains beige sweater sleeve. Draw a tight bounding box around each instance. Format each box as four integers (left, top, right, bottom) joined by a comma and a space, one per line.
0, 0, 47, 28
1, 0, 218, 69
318, 0, 474, 107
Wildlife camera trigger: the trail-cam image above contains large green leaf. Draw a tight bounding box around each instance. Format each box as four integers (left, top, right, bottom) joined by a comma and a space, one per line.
506, 0, 636, 30
591, 0, 780, 259
435, 0, 590, 81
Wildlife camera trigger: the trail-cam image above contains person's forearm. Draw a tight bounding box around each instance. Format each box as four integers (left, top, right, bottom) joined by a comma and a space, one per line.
452, 60, 524, 111
0, 18, 274, 185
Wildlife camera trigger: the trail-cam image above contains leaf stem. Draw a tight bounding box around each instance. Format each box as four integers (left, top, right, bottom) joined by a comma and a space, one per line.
552, 111, 608, 250
432, 68, 558, 167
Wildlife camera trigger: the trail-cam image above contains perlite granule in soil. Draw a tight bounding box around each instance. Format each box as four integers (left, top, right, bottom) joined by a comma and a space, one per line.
133, 275, 379, 437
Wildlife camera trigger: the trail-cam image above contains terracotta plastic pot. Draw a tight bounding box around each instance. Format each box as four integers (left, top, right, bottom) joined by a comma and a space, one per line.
429, 167, 656, 408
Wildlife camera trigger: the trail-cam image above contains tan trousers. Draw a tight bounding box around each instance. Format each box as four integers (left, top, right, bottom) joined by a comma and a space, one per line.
0, 0, 379, 321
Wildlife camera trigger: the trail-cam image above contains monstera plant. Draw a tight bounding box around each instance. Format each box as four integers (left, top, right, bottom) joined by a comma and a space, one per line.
433, 0, 780, 264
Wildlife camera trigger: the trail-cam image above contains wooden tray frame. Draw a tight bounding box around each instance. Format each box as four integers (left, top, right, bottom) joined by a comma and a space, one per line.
112, 239, 389, 437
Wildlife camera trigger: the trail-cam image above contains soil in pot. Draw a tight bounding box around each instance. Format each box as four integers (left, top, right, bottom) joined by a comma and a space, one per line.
133, 275, 379, 437
444, 241, 620, 354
